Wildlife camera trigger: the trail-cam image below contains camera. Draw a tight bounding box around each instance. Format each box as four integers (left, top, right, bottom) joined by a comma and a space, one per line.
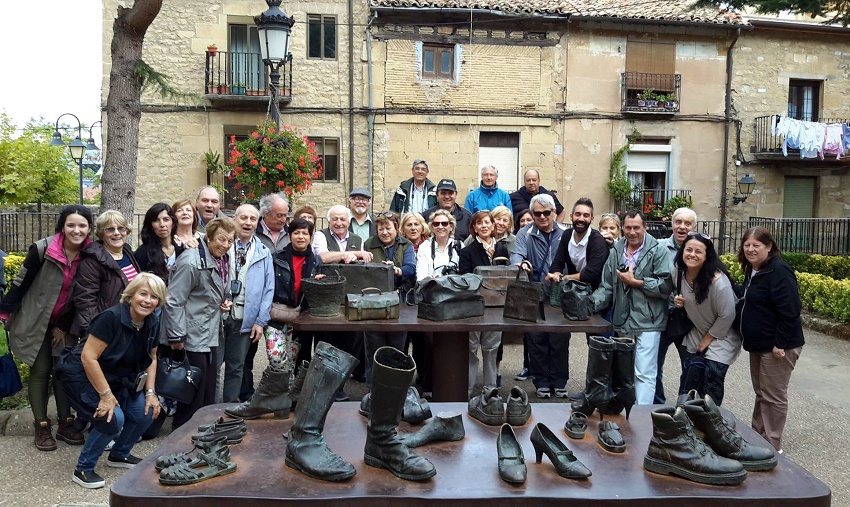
227, 279, 243, 301
441, 263, 459, 276
617, 264, 630, 273
133, 371, 148, 392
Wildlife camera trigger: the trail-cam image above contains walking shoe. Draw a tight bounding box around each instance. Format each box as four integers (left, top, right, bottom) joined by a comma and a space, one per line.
56, 416, 86, 445
33, 419, 57, 451
102, 440, 115, 452
506, 387, 531, 426
107, 454, 143, 469
515, 368, 529, 381
334, 388, 350, 402
536, 387, 551, 399
553, 388, 569, 398
73, 469, 105, 489
468, 387, 505, 426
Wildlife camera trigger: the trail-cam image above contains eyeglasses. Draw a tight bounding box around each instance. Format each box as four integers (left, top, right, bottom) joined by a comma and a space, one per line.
687, 231, 711, 240
377, 212, 397, 219
431, 221, 450, 227
600, 213, 618, 219
532, 210, 553, 218
350, 196, 370, 202
103, 226, 129, 234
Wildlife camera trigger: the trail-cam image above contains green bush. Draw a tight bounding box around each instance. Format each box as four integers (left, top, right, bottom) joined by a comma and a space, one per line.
720, 254, 744, 284
3, 253, 25, 285
781, 253, 850, 280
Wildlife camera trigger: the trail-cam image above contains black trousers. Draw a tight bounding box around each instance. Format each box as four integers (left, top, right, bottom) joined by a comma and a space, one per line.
526, 332, 570, 390
173, 349, 217, 430
239, 340, 260, 401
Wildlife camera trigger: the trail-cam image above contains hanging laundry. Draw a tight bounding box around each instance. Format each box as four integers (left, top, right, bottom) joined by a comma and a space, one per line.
822, 123, 844, 160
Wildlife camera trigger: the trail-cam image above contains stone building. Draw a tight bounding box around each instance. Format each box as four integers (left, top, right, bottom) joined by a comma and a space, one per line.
103, 0, 756, 220
729, 16, 850, 220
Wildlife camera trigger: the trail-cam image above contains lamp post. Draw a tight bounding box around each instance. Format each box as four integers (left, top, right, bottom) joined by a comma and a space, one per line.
732, 174, 757, 205
254, 0, 294, 132
86, 120, 103, 151
49, 113, 90, 205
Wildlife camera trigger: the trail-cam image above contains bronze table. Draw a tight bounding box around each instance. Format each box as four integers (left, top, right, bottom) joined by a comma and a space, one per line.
293, 305, 611, 401
111, 404, 830, 507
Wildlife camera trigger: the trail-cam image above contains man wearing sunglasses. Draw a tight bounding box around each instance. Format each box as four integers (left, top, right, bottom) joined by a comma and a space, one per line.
654, 207, 698, 404
590, 210, 673, 406
510, 194, 568, 399
422, 179, 473, 242
389, 159, 438, 215
464, 165, 512, 214
510, 169, 566, 231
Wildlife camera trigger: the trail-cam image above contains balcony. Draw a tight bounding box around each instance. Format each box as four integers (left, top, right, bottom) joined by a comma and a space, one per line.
204, 50, 292, 109
621, 73, 681, 114
751, 115, 850, 162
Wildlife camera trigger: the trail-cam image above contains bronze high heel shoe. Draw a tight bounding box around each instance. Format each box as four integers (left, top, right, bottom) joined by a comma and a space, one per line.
529, 423, 591, 479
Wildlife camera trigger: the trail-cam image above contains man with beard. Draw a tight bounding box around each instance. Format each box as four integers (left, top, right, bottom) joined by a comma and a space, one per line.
654, 206, 698, 404
348, 189, 375, 241
510, 170, 565, 229
195, 186, 223, 233
545, 198, 610, 396
422, 179, 473, 242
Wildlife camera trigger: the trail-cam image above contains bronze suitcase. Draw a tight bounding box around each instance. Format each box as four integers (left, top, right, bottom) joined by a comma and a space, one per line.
321, 262, 395, 294
344, 288, 400, 321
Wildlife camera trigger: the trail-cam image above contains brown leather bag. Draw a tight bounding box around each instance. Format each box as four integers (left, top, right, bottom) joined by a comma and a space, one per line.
474, 258, 519, 307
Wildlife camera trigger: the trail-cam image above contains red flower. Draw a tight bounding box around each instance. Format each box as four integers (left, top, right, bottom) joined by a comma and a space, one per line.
248, 193, 256, 199
250, 159, 258, 166
235, 182, 242, 189
251, 132, 260, 138
261, 180, 266, 186
277, 181, 284, 187
276, 163, 283, 170
260, 166, 267, 173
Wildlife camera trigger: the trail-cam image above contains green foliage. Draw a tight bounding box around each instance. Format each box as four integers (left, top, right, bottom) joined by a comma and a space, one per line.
780, 252, 850, 280
609, 145, 632, 203
692, 0, 850, 27
135, 60, 202, 105
0, 113, 78, 205
3, 254, 24, 286
721, 254, 745, 283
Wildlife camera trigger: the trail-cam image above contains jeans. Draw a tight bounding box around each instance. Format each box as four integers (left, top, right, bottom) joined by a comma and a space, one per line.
217, 318, 252, 403
678, 351, 730, 405
364, 331, 408, 390
76, 387, 153, 471
654, 331, 688, 404
630, 331, 661, 405
526, 332, 570, 390
239, 340, 260, 402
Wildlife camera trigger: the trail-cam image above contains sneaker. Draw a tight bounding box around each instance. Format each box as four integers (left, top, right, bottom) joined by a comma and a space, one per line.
567, 391, 586, 401
334, 388, 350, 402
102, 440, 115, 452
73, 469, 105, 489
553, 388, 569, 398
536, 387, 552, 399
107, 454, 142, 469
515, 368, 529, 381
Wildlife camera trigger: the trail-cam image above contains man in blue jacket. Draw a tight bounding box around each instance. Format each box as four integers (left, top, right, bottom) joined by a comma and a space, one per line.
464, 165, 512, 214
590, 210, 673, 405
510, 194, 566, 399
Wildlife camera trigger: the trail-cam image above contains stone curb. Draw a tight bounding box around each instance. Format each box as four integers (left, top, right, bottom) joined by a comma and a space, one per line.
801, 311, 850, 342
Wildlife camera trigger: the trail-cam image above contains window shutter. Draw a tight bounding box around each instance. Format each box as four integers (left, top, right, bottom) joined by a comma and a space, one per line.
783, 177, 815, 218
626, 152, 668, 173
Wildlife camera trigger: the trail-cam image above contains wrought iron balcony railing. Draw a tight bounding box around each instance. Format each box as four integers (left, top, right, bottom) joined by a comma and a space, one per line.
752, 115, 850, 154
204, 50, 292, 98
614, 188, 692, 219
621, 72, 681, 113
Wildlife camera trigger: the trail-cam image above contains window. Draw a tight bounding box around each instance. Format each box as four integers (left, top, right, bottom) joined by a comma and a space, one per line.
478, 132, 520, 191
228, 24, 264, 92
625, 144, 672, 211
788, 79, 820, 122
308, 137, 339, 182
308, 15, 336, 59
422, 44, 453, 79
624, 40, 677, 98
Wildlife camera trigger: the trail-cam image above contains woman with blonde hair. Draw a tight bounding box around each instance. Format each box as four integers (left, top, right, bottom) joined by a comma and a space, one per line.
598, 213, 622, 248
171, 199, 200, 248
400, 212, 430, 253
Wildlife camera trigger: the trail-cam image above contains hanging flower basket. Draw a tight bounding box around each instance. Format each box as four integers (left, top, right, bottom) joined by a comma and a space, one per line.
226, 121, 323, 201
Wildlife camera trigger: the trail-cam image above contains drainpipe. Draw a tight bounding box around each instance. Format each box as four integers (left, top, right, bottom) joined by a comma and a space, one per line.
348, 0, 355, 195
718, 28, 740, 254
366, 12, 377, 207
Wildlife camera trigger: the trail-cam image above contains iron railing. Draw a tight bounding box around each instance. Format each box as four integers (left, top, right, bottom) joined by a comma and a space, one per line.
751, 115, 850, 154
621, 72, 681, 113
204, 50, 292, 97
615, 188, 691, 217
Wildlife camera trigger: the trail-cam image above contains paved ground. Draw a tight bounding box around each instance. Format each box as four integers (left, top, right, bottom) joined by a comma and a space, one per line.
0, 327, 845, 506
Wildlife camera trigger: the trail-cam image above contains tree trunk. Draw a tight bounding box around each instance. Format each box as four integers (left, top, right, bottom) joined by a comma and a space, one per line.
100, 0, 162, 220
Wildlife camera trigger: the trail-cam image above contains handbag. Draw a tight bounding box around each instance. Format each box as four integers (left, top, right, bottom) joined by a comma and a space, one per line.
666, 271, 694, 346
474, 258, 518, 307
414, 273, 485, 321
0, 353, 22, 399
503, 261, 546, 323
559, 279, 593, 321
680, 352, 707, 394
345, 287, 401, 321
155, 349, 202, 404
269, 303, 301, 324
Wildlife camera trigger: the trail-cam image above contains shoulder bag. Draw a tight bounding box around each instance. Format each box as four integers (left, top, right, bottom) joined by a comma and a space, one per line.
269, 303, 301, 324
666, 270, 694, 346
155, 349, 202, 404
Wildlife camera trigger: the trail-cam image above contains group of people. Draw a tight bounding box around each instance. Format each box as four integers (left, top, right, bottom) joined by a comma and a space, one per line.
0, 160, 804, 488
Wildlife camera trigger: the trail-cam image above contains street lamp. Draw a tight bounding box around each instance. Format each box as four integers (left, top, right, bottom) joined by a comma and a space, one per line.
86, 120, 103, 151
732, 174, 757, 205
49, 113, 88, 205
254, 0, 294, 131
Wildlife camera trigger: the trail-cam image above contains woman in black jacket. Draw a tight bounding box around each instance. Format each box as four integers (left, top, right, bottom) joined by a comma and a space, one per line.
737, 226, 804, 454
134, 203, 183, 282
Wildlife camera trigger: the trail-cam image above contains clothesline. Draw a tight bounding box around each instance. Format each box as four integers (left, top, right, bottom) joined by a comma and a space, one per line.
770, 115, 850, 160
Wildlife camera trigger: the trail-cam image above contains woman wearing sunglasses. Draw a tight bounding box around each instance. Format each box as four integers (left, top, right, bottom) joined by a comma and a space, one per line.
416, 209, 462, 279
672, 232, 741, 405
68, 211, 141, 343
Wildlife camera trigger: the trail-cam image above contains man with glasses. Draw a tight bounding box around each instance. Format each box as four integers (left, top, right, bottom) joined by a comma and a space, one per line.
590, 210, 673, 406
218, 204, 274, 404
422, 179, 473, 242
510, 194, 567, 399
464, 165, 512, 214
654, 207, 698, 404
510, 169, 566, 230
256, 193, 290, 254
348, 188, 376, 241
389, 159, 437, 215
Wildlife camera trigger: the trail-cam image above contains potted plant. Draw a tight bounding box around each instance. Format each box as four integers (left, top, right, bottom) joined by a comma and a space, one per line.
206, 79, 216, 94
207, 44, 218, 56
232, 82, 246, 95
638, 89, 660, 108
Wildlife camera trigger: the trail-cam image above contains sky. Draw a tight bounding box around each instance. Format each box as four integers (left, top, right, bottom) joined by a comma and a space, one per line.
0, 1, 102, 134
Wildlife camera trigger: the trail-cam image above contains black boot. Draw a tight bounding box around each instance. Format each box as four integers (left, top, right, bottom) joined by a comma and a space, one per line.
683, 396, 778, 471
285, 343, 359, 481
644, 406, 747, 485
606, 337, 636, 419
290, 360, 309, 409
570, 336, 614, 420
364, 347, 436, 481
225, 367, 291, 419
